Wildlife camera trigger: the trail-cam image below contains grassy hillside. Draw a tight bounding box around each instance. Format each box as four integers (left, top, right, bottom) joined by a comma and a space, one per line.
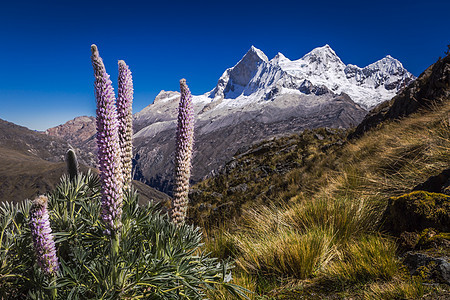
0, 146, 170, 205
190, 56, 450, 299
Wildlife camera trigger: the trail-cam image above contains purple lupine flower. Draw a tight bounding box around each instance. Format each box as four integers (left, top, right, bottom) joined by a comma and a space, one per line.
29, 195, 59, 275
171, 79, 195, 225
91, 44, 124, 233
117, 60, 134, 189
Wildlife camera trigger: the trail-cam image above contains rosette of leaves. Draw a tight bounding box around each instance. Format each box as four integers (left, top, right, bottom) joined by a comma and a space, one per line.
0, 172, 249, 299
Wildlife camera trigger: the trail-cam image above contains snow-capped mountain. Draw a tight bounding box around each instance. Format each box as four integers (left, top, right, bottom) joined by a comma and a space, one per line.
205, 44, 415, 109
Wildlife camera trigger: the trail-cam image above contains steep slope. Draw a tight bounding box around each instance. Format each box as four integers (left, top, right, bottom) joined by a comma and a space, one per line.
133, 91, 365, 194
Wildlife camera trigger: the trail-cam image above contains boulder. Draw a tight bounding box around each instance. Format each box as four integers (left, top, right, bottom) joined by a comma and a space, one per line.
383, 191, 450, 235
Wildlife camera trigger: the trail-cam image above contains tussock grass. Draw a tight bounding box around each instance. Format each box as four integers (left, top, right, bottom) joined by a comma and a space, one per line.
234, 226, 335, 279
329, 109, 450, 199
201, 226, 236, 260
283, 195, 382, 242
323, 235, 398, 286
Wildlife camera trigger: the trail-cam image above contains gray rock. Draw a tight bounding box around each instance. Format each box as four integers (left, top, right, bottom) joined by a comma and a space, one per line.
403, 252, 450, 284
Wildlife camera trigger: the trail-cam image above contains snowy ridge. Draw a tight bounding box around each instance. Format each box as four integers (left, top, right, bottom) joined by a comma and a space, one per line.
134, 44, 415, 137
205, 44, 415, 109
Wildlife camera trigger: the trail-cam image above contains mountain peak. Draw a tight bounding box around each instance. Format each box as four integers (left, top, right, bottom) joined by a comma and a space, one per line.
218, 46, 268, 90
305, 44, 338, 58
379, 54, 401, 63
153, 90, 180, 104
300, 44, 344, 67
366, 54, 407, 75
245, 45, 269, 62
271, 52, 290, 64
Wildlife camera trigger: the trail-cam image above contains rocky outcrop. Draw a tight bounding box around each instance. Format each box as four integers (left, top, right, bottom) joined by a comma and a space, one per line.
45, 116, 97, 164
383, 191, 450, 235
413, 168, 450, 195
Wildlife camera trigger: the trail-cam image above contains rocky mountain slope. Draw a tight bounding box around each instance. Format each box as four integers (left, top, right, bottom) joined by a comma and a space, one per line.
45, 116, 97, 157
48, 45, 414, 194
0, 118, 94, 165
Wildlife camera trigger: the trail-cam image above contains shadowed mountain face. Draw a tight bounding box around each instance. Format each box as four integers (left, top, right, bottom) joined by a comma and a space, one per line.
0, 119, 169, 204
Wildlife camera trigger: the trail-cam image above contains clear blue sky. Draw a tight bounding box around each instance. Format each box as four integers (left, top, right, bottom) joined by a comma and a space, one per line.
0, 0, 448, 131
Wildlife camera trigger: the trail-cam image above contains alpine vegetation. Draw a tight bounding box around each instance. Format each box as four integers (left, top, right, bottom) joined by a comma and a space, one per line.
171, 79, 195, 225
91, 44, 124, 235
65, 149, 79, 181
117, 60, 134, 189
0, 45, 248, 299
29, 195, 59, 276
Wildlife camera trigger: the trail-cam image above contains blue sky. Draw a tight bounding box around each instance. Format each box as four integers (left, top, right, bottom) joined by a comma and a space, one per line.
0, 0, 448, 131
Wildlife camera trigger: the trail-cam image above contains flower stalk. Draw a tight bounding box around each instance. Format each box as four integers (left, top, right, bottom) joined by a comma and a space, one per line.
91, 44, 124, 235
171, 79, 195, 225
29, 195, 59, 275
29, 195, 59, 299
117, 60, 134, 189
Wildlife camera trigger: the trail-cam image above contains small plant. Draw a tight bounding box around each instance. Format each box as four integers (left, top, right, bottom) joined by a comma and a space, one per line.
65, 149, 79, 181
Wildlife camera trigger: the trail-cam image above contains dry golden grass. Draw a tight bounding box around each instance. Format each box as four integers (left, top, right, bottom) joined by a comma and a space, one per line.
205, 101, 450, 298
322, 235, 398, 286
234, 226, 336, 279
363, 278, 427, 300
